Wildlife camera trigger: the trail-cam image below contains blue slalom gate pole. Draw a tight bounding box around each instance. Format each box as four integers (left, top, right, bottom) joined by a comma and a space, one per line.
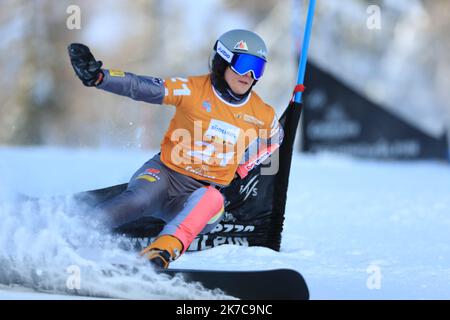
294, 0, 316, 104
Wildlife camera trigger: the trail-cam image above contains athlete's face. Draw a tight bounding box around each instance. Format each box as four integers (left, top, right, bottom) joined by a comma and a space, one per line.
224, 67, 255, 95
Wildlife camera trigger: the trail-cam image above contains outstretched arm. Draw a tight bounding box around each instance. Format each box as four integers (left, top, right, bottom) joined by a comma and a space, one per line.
97, 70, 165, 104
68, 43, 164, 104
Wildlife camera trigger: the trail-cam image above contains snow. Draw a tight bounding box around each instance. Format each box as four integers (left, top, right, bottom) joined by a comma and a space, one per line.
0, 146, 449, 299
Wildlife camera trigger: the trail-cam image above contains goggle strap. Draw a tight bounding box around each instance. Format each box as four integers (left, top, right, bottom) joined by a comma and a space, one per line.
216, 41, 234, 63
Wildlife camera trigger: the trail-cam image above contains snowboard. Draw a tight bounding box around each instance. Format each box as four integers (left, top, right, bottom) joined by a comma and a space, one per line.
160, 268, 309, 300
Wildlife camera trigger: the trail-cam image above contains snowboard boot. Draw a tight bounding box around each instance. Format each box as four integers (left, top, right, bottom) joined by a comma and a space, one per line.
140, 235, 183, 269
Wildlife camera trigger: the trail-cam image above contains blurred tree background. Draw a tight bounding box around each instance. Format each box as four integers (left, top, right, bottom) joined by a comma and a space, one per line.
0, 0, 449, 150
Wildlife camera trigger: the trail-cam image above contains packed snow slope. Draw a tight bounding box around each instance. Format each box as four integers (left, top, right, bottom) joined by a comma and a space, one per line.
0, 146, 449, 299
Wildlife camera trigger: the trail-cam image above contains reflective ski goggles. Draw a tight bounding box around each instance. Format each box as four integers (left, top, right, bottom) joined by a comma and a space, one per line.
230, 53, 266, 80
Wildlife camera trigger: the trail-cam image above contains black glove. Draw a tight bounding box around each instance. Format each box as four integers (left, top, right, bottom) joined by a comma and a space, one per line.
68, 43, 104, 87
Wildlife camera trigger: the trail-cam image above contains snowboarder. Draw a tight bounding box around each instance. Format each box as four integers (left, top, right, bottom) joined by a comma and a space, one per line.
68, 29, 283, 269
